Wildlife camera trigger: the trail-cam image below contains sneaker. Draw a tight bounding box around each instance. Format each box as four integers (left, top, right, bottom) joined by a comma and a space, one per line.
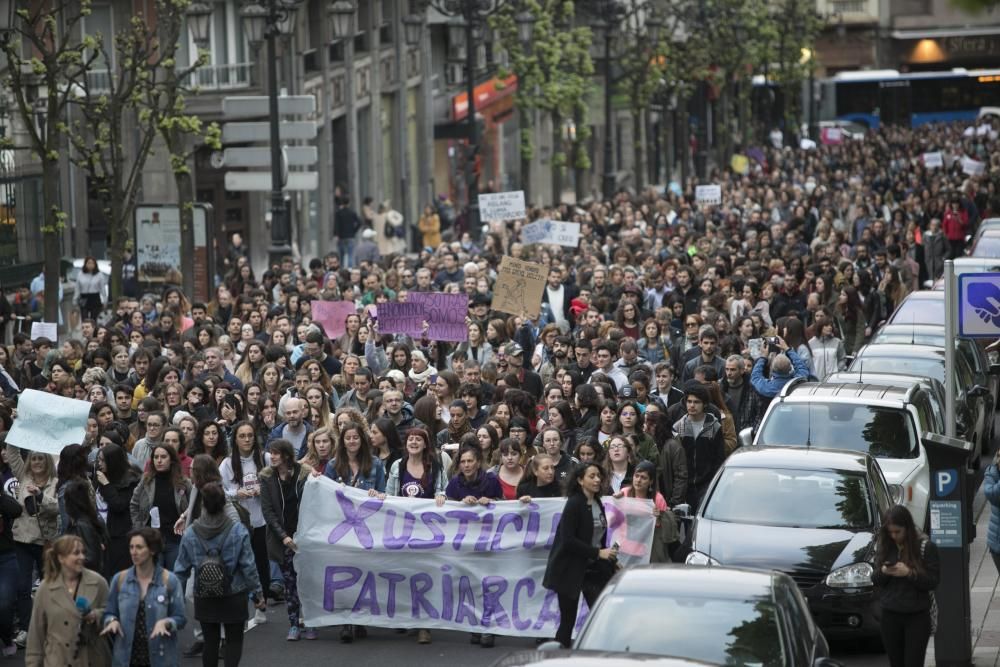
469, 633, 481, 644
340, 625, 354, 643
417, 629, 431, 644
13, 631, 26, 649
1, 645, 15, 658
286, 627, 300, 641
253, 609, 268, 625
182, 640, 204, 657
480, 633, 495, 648
302, 628, 318, 641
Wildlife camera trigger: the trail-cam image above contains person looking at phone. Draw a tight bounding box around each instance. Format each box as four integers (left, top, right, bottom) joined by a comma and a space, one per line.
748, 336, 810, 399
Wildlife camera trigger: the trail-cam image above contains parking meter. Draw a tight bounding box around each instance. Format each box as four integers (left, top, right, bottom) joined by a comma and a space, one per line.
922, 431, 974, 667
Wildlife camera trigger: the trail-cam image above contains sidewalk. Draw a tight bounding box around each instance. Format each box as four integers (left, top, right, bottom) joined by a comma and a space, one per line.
928, 490, 999, 665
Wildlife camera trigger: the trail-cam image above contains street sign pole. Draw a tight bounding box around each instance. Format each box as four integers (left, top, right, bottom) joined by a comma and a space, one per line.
945, 259, 957, 438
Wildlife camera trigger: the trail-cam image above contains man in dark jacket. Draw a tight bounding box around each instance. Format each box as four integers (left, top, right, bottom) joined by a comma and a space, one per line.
672, 381, 726, 508
334, 197, 363, 267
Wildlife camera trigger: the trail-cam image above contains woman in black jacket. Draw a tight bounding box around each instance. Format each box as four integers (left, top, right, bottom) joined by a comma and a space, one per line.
259, 439, 314, 642
94, 443, 140, 577
873, 505, 940, 667
542, 462, 618, 648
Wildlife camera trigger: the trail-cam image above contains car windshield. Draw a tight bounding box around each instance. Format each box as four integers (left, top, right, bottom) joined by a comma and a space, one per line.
756, 403, 917, 459
577, 594, 786, 667
889, 298, 942, 325
973, 236, 1000, 258
704, 468, 873, 530
851, 355, 944, 386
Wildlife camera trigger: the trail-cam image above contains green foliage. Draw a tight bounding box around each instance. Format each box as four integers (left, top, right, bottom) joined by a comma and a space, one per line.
949, 0, 1000, 10
491, 0, 595, 166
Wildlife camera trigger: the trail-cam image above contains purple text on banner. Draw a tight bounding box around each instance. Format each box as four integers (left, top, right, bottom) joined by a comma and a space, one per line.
409, 293, 469, 342
311, 301, 358, 338
378, 302, 425, 337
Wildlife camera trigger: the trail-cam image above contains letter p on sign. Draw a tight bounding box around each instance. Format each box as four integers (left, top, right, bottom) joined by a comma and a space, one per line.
935, 469, 958, 498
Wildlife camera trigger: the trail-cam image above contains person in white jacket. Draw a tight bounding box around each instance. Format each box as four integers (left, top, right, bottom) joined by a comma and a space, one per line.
808, 321, 846, 380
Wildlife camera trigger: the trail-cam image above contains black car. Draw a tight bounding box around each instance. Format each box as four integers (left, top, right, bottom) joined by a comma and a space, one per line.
685, 447, 891, 639
540, 565, 840, 666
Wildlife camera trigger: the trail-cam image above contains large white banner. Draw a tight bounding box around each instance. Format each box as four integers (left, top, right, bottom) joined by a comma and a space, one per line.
295, 478, 655, 637
7, 389, 91, 455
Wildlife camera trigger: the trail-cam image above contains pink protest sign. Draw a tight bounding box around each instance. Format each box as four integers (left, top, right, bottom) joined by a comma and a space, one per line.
408, 293, 469, 342
311, 300, 358, 338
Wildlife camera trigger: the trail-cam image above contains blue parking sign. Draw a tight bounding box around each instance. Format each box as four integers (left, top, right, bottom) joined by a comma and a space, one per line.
958, 273, 1000, 337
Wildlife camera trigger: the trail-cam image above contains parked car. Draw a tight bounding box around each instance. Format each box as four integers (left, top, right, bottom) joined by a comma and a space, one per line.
970, 229, 1000, 259
968, 217, 1000, 249
685, 447, 890, 639
536, 565, 840, 667
824, 372, 947, 436
745, 379, 932, 526
848, 343, 992, 463
870, 323, 1000, 409
493, 653, 722, 667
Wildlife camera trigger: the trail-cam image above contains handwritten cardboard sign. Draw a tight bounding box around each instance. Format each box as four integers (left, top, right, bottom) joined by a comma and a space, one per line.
521, 220, 581, 248
29, 322, 57, 342
408, 293, 469, 342
478, 191, 526, 222
493, 256, 546, 319
310, 300, 357, 338
378, 302, 424, 337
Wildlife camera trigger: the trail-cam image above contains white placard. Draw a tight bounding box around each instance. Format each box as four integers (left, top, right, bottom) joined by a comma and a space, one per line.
7, 389, 91, 455
923, 152, 943, 169
478, 191, 526, 222
521, 220, 581, 247
29, 322, 57, 342
295, 478, 655, 637
695, 184, 722, 206
962, 157, 985, 176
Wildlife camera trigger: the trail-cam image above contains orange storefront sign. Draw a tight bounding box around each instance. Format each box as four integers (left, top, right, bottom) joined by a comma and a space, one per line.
452, 75, 518, 121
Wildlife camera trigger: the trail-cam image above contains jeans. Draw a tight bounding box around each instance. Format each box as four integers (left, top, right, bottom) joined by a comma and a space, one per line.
881, 608, 932, 667
14, 543, 43, 633
160, 540, 179, 572
0, 551, 18, 645
338, 238, 356, 267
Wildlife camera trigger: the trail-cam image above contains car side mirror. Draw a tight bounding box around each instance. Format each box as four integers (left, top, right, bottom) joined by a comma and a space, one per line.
673, 503, 692, 519
969, 385, 990, 399
738, 427, 754, 449
844, 355, 855, 367
990, 363, 1000, 376
537, 641, 563, 651
814, 658, 845, 667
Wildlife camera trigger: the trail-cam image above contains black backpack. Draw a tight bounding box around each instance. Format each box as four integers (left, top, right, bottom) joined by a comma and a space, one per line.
193, 522, 235, 599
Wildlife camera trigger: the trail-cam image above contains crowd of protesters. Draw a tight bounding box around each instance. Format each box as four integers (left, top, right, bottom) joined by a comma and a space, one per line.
0, 118, 995, 663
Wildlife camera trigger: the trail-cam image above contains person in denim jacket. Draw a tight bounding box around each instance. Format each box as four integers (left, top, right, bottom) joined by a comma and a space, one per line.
321, 421, 387, 493
173, 481, 263, 666
101, 527, 186, 667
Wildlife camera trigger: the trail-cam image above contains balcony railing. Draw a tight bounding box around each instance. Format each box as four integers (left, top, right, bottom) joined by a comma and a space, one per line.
829, 0, 870, 13
81, 63, 253, 96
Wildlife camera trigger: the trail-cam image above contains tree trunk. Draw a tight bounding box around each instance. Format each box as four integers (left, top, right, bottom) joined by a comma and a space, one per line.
551, 110, 563, 206
41, 161, 61, 324
737, 78, 750, 149
664, 105, 674, 184
108, 200, 125, 302
632, 108, 645, 191
678, 105, 690, 186
177, 169, 195, 298
573, 106, 586, 204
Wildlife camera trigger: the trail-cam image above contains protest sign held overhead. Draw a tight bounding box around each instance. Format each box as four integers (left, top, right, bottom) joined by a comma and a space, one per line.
407, 293, 469, 342
478, 191, 526, 222
493, 256, 547, 319
378, 302, 424, 337
310, 300, 358, 338
923, 151, 943, 169
695, 184, 722, 206
520, 220, 581, 248
7, 389, 91, 455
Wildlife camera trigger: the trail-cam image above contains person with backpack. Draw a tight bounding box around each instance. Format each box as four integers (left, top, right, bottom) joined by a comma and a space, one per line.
101, 527, 186, 666
174, 481, 263, 667
63, 479, 110, 575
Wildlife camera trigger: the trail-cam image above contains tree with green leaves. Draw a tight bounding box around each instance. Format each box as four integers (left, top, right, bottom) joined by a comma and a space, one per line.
1, 0, 100, 321
492, 0, 594, 204
759, 0, 822, 144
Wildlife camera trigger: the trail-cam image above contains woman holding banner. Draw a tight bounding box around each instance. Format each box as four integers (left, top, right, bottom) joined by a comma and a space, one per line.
543, 462, 619, 648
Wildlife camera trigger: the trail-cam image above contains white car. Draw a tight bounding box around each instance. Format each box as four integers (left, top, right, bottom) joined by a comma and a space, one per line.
742, 378, 934, 527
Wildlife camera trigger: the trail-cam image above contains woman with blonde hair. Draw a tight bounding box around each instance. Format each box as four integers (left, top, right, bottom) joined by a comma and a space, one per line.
334, 406, 369, 437
300, 426, 337, 471
234, 341, 267, 387
26, 534, 110, 666
302, 383, 332, 430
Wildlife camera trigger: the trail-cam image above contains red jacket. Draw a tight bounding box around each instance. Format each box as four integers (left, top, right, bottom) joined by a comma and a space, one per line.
942, 209, 968, 241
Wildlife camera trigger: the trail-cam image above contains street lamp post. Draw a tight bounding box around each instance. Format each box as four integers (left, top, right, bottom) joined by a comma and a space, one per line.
591, 1, 624, 202
237, 0, 302, 268
408, 0, 512, 242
